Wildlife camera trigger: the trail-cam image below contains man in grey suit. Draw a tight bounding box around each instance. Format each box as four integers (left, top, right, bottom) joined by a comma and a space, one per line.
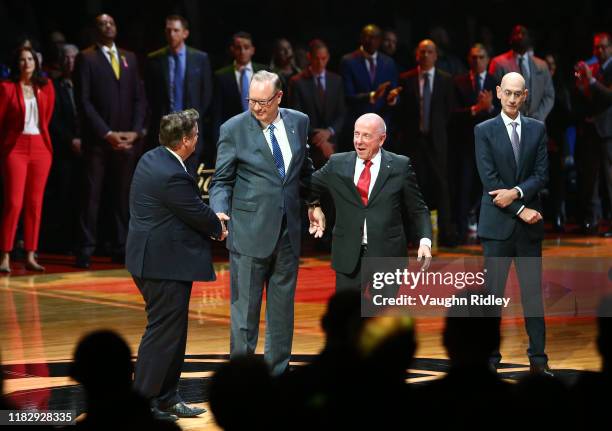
489, 25, 555, 122
209, 71, 317, 376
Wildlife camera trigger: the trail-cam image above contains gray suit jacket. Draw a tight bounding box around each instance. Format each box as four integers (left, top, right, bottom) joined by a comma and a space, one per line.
489, 50, 555, 122
209, 108, 314, 258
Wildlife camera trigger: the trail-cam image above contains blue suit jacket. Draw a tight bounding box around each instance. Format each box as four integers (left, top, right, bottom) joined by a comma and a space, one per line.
340, 50, 398, 127
209, 108, 314, 258
475, 115, 548, 241
126, 146, 222, 281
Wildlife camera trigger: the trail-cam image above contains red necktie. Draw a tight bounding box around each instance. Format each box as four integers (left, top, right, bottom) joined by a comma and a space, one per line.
357, 160, 373, 205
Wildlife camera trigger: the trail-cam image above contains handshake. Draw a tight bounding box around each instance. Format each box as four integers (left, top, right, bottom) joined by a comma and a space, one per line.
215, 213, 230, 241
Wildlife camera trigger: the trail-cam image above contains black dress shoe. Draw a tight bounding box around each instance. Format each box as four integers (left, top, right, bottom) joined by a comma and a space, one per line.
151, 407, 178, 422
163, 401, 206, 418
582, 222, 599, 236
75, 255, 90, 269
553, 215, 565, 233
530, 363, 554, 377
601, 230, 612, 238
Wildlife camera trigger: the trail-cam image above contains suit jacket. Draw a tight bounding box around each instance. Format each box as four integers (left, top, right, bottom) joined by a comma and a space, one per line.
475, 115, 548, 241
209, 108, 314, 258
489, 50, 555, 122
394, 67, 454, 157
126, 145, 222, 281
212, 62, 267, 141
340, 50, 398, 131
590, 60, 612, 138
0, 80, 55, 157
145, 46, 213, 147
308, 149, 432, 274
452, 72, 500, 149
288, 69, 345, 139
74, 45, 146, 145
50, 78, 79, 155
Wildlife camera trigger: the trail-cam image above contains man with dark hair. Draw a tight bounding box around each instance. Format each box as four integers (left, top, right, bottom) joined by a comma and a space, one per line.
127, 109, 224, 420
74, 13, 146, 268
212, 31, 267, 148
145, 15, 213, 172
288, 39, 345, 167
489, 25, 554, 122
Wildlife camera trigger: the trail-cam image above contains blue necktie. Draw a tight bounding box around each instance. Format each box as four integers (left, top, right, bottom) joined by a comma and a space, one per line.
240, 68, 250, 111
268, 124, 286, 179
172, 53, 184, 111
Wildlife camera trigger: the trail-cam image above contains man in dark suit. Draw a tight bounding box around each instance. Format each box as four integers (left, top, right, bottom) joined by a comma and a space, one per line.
574, 32, 612, 236
288, 38, 345, 168
475, 72, 551, 375
340, 24, 399, 152
48, 43, 81, 251
307, 113, 432, 292
451, 43, 499, 242
127, 109, 224, 421
390, 39, 456, 246
212, 32, 267, 149
145, 14, 213, 172
489, 25, 555, 122
209, 71, 317, 376
74, 14, 146, 268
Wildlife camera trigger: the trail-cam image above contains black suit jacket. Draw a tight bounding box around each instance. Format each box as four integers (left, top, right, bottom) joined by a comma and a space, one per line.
452, 72, 499, 150
50, 78, 79, 155
475, 115, 548, 241
212, 62, 267, 142
288, 69, 345, 139
145, 46, 213, 145
126, 146, 222, 281
308, 149, 432, 274
74, 45, 146, 146
394, 68, 454, 157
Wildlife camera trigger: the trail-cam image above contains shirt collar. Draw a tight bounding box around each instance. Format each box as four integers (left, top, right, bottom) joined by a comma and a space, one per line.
235, 61, 252, 72
309, 67, 326, 79
164, 146, 187, 172
262, 112, 282, 131
99, 43, 118, 55
357, 148, 382, 165
360, 47, 378, 61
501, 110, 521, 127
169, 44, 186, 57
419, 66, 435, 78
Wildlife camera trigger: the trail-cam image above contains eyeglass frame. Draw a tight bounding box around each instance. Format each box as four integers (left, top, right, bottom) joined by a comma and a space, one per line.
246, 91, 280, 107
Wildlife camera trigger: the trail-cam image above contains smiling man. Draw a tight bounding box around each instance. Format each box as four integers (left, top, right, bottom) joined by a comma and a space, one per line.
209, 70, 317, 376
307, 113, 433, 292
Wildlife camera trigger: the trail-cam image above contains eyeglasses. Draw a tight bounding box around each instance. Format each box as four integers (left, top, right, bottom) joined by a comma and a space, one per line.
247, 91, 279, 107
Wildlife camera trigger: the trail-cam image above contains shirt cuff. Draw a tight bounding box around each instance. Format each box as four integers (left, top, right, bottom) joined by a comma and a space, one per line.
514, 186, 524, 199
516, 205, 525, 216
328, 127, 335, 136
419, 238, 432, 248
589, 77, 597, 85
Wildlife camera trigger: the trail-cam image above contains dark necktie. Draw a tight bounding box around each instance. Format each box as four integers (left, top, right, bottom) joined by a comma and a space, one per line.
172, 53, 184, 111
268, 123, 286, 179
474, 73, 482, 94
316, 75, 325, 103
368, 58, 376, 84
421, 72, 431, 133
357, 160, 373, 205
240, 67, 250, 111
510, 122, 520, 165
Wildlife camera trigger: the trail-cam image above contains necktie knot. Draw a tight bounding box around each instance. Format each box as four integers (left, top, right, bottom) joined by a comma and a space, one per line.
269, 123, 276, 132
511, 121, 518, 131
364, 160, 373, 168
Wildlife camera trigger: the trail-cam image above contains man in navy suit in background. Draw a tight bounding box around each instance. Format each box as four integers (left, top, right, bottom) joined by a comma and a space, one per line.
145, 14, 213, 172
475, 72, 551, 376
127, 109, 224, 421
339, 24, 398, 151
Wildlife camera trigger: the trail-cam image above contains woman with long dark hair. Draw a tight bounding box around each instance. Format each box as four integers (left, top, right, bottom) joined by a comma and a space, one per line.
0, 47, 55, 272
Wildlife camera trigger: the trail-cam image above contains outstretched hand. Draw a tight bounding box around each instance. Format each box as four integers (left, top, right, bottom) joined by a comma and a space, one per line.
308, 206, 326, 238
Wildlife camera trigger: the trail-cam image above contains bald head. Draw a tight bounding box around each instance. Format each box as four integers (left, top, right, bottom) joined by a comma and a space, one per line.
497, 72, 528, 119
354, 114, 386, 160
416, 39, 438, 70
360, 24, 383, 55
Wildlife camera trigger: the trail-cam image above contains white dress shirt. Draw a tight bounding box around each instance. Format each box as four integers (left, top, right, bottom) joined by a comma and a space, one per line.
234, 61, 253, 91
23, 95, 40, 134
353, 151, 431, 248
99, 43, 120, 68
418, 66, 435, 95
500, 110, 525, 214
262, 113, 292, 174
165, 146, 188, 173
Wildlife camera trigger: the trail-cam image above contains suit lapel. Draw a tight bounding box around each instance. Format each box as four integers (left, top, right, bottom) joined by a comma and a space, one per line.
517, 117, 531, 180
368, 150, 392, 205
160, 48, 170, 104
183, 47, 193, 106
95, 46, 118, 82
281, 109, 301, 181
249, 113, 283, 181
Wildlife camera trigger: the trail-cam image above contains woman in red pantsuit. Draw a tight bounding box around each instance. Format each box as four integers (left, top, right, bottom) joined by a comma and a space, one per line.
0, 47, 55, 272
